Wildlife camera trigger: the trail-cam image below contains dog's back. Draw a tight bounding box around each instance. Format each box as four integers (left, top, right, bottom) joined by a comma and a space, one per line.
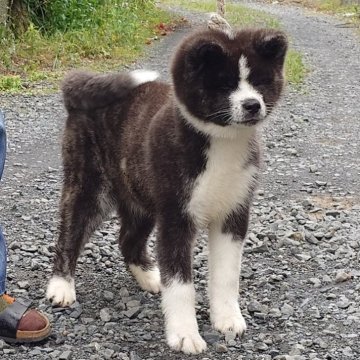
60, 69, 171, 210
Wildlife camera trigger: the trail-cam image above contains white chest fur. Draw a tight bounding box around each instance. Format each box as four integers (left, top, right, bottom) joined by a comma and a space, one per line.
187, 132, 258, 228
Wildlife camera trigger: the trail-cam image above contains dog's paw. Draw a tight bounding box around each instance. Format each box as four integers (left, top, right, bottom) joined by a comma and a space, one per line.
167, 331, 207, 354
129, 264, 161, 294
46, 276, 76, 307
212, 310, 247, 335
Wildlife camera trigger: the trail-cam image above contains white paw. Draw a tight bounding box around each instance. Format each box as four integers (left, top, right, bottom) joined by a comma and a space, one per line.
131, 69, 159, 86
212, 310, 247, 335
167, 331, 207, 354
46, 276, 76, 307
129, 264, 161, 294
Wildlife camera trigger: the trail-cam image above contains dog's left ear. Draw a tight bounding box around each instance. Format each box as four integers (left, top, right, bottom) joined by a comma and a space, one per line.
255, 31, 288, 61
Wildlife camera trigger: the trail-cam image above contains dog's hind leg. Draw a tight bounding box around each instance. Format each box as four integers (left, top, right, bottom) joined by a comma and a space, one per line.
47, 185, 111, 307
118, 206, 160, 293
47, 122, 113, 307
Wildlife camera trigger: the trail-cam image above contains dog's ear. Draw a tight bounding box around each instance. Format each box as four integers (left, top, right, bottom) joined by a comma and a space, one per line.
187, 42, 226, 73
255, 31, 288, 61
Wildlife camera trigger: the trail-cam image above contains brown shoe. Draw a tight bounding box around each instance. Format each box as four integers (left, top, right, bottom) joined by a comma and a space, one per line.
0, 294, 51, 343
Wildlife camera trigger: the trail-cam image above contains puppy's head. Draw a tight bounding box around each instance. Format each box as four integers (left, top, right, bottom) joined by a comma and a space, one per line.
171, 27, 288, 136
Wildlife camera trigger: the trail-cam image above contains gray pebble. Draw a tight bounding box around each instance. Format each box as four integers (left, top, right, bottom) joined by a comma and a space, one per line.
281, 303, 295, 316
103, 290, 115, 301
59, 351, 72, 360
100, 308, 112, 322
215, 343, 228, 353
124, 307, 141, 319
203, 331, 221, 344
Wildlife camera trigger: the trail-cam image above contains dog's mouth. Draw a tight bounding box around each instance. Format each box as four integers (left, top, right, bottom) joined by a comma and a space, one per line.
242, 118, 261, 126
241, 114, 264, 126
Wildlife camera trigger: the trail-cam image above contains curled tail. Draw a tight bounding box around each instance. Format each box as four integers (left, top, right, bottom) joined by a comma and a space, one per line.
62, 69, 159, 111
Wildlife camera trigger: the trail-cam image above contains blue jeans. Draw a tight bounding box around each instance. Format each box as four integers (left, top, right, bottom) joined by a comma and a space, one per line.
0, 229, 6, 295
0, 111, 7, 295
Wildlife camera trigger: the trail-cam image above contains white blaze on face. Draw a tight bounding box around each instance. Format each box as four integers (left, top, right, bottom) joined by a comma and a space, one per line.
229, 55, 266, 123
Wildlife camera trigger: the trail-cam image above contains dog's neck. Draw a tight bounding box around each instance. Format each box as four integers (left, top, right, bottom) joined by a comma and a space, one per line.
175, 99, 258, 141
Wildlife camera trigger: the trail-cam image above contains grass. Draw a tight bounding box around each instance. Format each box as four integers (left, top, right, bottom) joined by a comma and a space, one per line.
0, 1, 176, 93
280, 0, 360, 22
311, 0, 360, 26
293, 0, 359, 13
1, 0, 307, 93
0, 75, 23, 92
285, 50, 306, 85
162, 0, 281, 28
161, 0, 306, 86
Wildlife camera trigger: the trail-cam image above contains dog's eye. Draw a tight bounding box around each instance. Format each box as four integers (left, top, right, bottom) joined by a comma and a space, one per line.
251, 77, 273, 87
219, 76, 238, 90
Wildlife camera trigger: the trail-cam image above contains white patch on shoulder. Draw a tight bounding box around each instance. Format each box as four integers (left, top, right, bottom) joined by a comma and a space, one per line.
131, 69, 159, 86
208, 228, 247, 335
230, 56, 266, 122
46, 275, 76, 307
162, 280, 207, 354
188, 134, 258, 227
129, 264, 161, 294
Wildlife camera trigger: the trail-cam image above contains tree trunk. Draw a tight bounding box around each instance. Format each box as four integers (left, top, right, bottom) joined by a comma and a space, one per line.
0, 0, 9, 25
9, 0, 30, 36
217, 0, 226, 17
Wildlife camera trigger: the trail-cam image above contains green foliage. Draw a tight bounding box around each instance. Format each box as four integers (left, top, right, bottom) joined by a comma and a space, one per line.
285, 50, 307, 86
0, 75, 23, 92
23, 0, 156, 33
0, 25, 14, 70
162, 0, 280, 28
1, 0, 173, 92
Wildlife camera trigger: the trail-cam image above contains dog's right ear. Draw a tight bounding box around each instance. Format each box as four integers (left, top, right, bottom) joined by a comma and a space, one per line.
186, 42, 226, 73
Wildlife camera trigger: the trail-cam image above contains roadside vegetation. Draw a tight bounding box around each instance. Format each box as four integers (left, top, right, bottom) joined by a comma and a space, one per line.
290, 0, 359, 14
0, 0, 307, 93
277, 0, 360, 24
0, 0, 175, 92
162, 0, 307, 86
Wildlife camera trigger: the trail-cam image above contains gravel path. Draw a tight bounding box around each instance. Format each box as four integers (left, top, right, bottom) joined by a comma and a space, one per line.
0, 2, 359, 359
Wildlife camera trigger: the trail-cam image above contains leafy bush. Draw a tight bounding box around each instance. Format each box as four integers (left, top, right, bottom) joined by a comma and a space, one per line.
0, 75, 23, 92
23, 0, 155, 34
1, 0, 172, 92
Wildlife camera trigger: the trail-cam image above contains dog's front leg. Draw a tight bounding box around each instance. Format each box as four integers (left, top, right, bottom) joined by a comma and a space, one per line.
208, 208, 249, 336
157, 214, 206, 354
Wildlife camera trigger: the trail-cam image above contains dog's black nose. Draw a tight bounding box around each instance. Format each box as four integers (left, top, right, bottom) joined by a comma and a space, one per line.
243, 99, 261, 114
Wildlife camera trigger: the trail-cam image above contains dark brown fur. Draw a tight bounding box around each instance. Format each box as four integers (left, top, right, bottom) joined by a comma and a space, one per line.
51, 27, 287, 288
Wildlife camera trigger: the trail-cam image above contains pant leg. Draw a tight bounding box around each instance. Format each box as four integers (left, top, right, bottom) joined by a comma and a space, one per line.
0, 110, 6, 180
0, 228, 6, 295
0, 110, 7, 295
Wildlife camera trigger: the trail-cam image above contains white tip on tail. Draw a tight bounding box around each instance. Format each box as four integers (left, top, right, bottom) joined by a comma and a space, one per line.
131, 69, 160, 86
